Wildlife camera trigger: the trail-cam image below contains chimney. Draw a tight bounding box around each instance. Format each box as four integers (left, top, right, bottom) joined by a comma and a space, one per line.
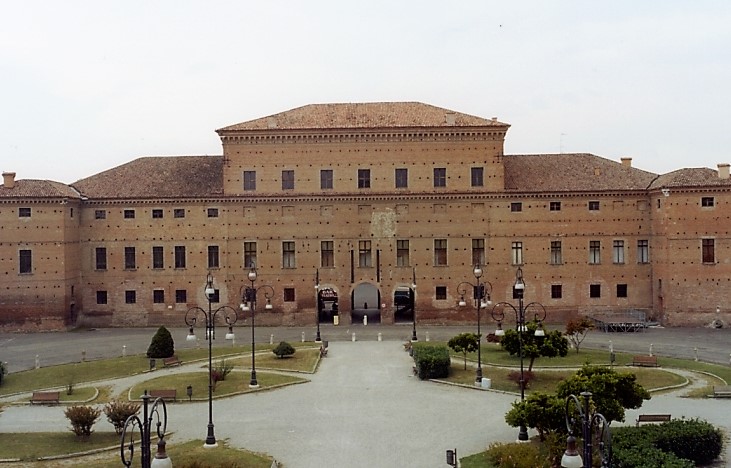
2, 172, 16, 189
621, 157, 632, 167
445, 112, 456, 126
718, 163, 730, 180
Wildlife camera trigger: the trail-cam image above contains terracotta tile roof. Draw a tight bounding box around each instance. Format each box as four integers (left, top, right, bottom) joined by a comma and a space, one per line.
217, 102, 507, 132
649, 168, 731, 189
0, 179, 80, 199
72, 156, 223, 199
503, 153, 658, 192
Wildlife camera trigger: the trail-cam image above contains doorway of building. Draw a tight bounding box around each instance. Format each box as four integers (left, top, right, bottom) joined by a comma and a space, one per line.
393, 287, 415, 323
351, 283, 381, 324
317, 288, 339, 324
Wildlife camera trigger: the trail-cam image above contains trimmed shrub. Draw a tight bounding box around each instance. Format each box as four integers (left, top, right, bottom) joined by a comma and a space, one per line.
0, 361, 6, 386
485, 440, 554, 467
64, 405, 102, 437
272, 341, 296, 358
411, 342, 450, 380
104, 400, 141, 434
211, 358, 234, 387
146, 326, 175, 358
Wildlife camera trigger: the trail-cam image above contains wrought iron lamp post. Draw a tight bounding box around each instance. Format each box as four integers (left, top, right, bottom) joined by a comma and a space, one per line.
411, 267, 418, 342
120, 390, 170, 468
457, 264, 492, 383
240, 263, 274, 388
490, 266, 546, 442
184, 272, 238, 447
561, 391, 612, 468
315, 269, 322, 343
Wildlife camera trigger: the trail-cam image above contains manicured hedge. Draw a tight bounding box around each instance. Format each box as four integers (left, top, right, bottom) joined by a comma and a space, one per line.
411, 342, 450, 380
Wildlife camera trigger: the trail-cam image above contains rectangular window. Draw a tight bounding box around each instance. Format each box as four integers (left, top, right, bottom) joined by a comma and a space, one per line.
152, 246, 164, 269
124, 246, 136, 270
95, 210, 106, 219
282, 241, 296, 268
19, 207, 31, 217
153, 290, 165, 304
550, 241, 562, 265
19, 249, 32, 274
321, 241, 334, 267
511, 202, 523, 212
284, 288, 296, 302
397, 240, 410, 267
124, 209, 135, 219
282, 170, 295, 190
208, 245, 220, 269
617, 284, 628, 298
95, 247, 107, 270
174, 246, 186, 269
434, 239, 447, 266
701, 197, 715, 207
433, 168, 446, 187
243, 171, 256, 191
125, 290, 136, 304
244, 242, 257, 269
472, 239, 485, 266
637, 240, 650, 264
174, 208, 185, 218
590, 284, 601, 298
207, 208, 219, 218
702, 238, 715, 263
96, 290, 108, 304
320, 169, 333, 190
435, 286, 447, 300
588, 201, 600, 211
210, 289, 220, 303
551, 284, 562, 299
550, 201, 561, 211
471, 167, 484, 187
589, 240, 601, 264
512, 241, 523, 265
395, 168, 408, 188
613, 240, 625, 264
358, 169, 371, 189
175, 289, 187, 304
152, 209, 163, 219
359, 240, 372, 267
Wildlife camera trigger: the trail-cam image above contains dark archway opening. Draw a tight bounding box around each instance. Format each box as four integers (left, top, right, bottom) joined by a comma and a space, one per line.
351, 283, 381, 324
394, 287, 415, 323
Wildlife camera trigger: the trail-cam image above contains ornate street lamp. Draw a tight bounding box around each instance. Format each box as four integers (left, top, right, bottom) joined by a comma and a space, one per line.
120, 390, 170, 468
240, 263, 274, 388
457, 264, 492, 383
561, 392, 612, 468
411, 266, 418, 342
490, 266, 546, 442
315, 269, 322, 343
184, 272, 238, 447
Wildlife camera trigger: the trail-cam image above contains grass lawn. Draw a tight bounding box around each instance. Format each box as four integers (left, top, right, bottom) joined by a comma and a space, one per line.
0, 431, 120, 461
232, 347, 321, 373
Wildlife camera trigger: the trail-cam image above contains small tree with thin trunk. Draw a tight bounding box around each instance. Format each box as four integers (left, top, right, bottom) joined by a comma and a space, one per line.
448, 333, 480, 370
565, 316, 595, 353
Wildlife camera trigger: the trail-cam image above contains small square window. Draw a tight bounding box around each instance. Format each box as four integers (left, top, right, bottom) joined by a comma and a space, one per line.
617, 284, 628, 298
153, 290, 165, 303
95, 210, 106, 219
124, 209, 135, 219
284, 288, 296, 302
435, 286, 447, 300
96, 290, 108, 304
152, 209, 163, 219
589, 284, 601, 298
471, 167, 484, 187
551, 284, 562, 299
210, 289, 220, 303
588, 201, 600, 211
207, 208, 219, 218
125, 290, 136, 304
175, 289, 187, 303
550, 201, 561, 211
19, 207, 31, 217
174, 208, 186, 218
433, 168, 447, 188
701, 197, 715, 207
358, 169, 371, 189
511, 202, 522, 212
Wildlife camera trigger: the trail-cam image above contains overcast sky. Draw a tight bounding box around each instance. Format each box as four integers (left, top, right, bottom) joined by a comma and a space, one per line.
2, 1, 730, 184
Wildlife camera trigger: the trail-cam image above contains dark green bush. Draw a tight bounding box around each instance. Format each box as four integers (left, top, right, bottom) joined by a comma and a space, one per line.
485, 440, 554, 467
272, 341, 296, 358
146, 326, 175, 358
0, 360, 6, 386
103, 399, 141, 434
64, 405, 102, 437
411, 343, 450, 380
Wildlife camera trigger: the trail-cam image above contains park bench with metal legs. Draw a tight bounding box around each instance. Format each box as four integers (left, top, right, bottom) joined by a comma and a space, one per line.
149, 389, 177, 402
30, 391, 60, 405
632, 355, 658, 367
636, 414, 671, 426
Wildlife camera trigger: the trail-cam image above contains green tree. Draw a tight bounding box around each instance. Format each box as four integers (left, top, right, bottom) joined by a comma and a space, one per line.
146, 326, 175, 358
505, 392, 565, 441
565, 316, 595, 353
447, 332, 480, 370
556, 364, 651, 424
499, 321, 569, 371
272, 341, 296, 358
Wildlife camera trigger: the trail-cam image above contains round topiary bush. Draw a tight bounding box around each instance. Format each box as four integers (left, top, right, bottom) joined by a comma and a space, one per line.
146, 326, 175, 358
272, 341, 296, 358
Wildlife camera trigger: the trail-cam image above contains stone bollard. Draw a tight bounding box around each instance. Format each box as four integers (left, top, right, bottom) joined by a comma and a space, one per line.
301, 331, 306, 343
81, 350, 86, 362
425, 331, 430, 342
270, 334, 274, 345
122, 345, 127, 357
378, 332, 382, 342
363, 315, 368, 326
694, 347, 699, 361
35, 354, 40, 369
352, 332, 356, 342
649, 343, 653, 356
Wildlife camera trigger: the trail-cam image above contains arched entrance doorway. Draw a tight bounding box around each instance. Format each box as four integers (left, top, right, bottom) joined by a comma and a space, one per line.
317, 287, 339, 324
351, 283, 380, 324
393, 286, 415, 323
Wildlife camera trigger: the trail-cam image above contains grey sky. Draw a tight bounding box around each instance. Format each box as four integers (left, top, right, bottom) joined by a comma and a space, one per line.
2, 1, 730, 183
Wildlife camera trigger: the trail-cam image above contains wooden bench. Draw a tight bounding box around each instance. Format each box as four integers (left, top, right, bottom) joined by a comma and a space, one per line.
636, 414, 671, 426
713, 385, 731, 398
163, 356, 182, 367
149, 389, 177, 402
632, 355, 659, 367
30, 391, 60, 405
